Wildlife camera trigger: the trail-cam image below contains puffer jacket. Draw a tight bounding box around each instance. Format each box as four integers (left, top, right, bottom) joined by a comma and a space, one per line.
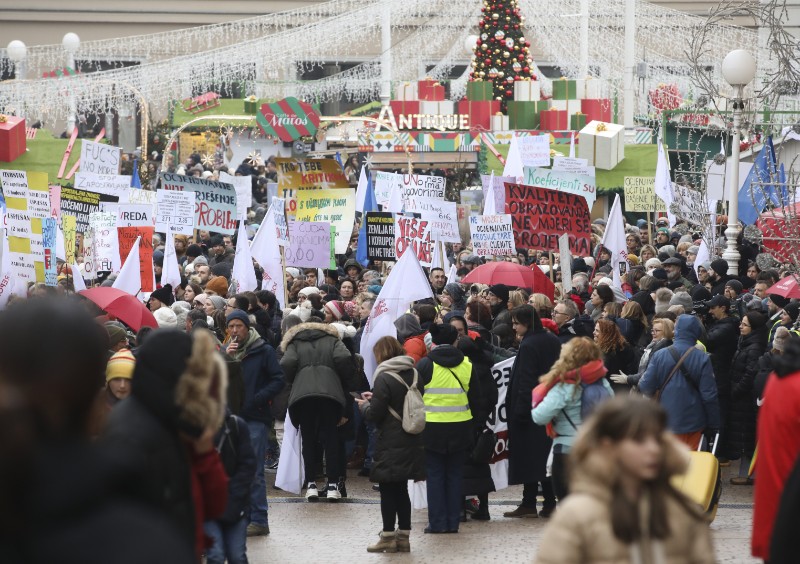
280, 322, 357, 413
705, 316, 740, 396
727, 327, 767, 456
535, 435, 714, 564
639, 315, 721, 434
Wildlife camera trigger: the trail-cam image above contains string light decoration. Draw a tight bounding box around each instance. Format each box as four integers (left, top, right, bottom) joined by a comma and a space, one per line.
468, 0, 535, 109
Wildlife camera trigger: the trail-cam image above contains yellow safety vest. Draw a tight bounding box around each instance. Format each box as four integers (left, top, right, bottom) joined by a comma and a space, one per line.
424, 359, 473, 423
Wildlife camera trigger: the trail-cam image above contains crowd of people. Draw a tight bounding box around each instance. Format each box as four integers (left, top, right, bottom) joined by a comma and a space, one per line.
5, 158, 800, 562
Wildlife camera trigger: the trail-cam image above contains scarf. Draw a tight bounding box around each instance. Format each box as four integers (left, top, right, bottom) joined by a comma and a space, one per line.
227, 327, 261, 361
373, 355, 416, 381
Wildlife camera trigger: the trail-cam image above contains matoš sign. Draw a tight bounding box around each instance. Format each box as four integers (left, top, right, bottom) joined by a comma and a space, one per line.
257, 97, 320, 142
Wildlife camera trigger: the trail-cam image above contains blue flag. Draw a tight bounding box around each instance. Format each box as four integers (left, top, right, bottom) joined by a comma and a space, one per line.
738, 137, 781, 224
130, 158, 142, 189
356, 170, 377, 267
334, 151, 345, 171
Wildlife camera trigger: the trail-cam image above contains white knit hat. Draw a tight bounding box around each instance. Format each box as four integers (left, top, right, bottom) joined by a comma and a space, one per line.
153, 306, 178, 328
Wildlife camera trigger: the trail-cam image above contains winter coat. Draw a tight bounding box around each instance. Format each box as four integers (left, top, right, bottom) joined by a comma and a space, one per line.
223, 328, 285, 425
189, 450, 229, 558
754, 350, 776, 401
752, 369, 800, 560
614, 317, 646, 349
769, 453, 800, 564
626, 338, 672, 386
395, 314, 428, 362
727, 328, 767, 456
639, 315, 721, 434
359, 355, 426, 483
280, 322, 357, 417
403, 334, 428, 363
601, 343, 638, 382
557, 315, 594, 345
208, 247, 235, 267
507, 329, 562, 485
534, 436, 714, 564
705, 316, 740, 396
416, 344, 482, 454
491, 303, 512, 334
214, 413, 257, 524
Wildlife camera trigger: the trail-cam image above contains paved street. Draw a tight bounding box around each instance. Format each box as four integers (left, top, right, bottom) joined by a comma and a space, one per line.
248, 464, 758, 563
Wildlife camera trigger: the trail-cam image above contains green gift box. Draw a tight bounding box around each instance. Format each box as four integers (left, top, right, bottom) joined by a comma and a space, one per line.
244, 98, 258, 114
467, 81, 494, 101
570, 113, 587, 131
552, 79, 578, 100
507, 101, 541, 130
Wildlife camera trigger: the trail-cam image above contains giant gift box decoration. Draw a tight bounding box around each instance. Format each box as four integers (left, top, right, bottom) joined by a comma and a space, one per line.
390, 100, 422, 117
418, 79, 445, 101
513, 80, 541, 102
507, 101, 542, 130
467, 81, 495, 102
243, 96, 259, 114
0, 115, 26, 162
570, 112, 587, 131
580, 99, 612, 124
491, 113, 510, 131
540, 108, 568, 131
457, 100, 501, 132
396, 82, 418, 101
552, 78, 578, 100
420, 101, 455, 115
578, 120, 625, 170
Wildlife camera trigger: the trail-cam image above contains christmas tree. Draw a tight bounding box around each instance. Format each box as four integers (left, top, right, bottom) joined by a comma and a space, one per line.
469, 0, 536, 111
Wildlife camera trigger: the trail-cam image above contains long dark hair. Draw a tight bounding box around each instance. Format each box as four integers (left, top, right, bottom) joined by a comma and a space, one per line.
511, 304, 543, 333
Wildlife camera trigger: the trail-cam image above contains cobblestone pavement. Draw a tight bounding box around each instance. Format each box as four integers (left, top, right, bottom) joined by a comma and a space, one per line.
247, 464, 758, 563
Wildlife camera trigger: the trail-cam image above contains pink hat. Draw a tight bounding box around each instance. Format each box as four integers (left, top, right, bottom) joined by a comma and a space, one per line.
324, 300, 345, 321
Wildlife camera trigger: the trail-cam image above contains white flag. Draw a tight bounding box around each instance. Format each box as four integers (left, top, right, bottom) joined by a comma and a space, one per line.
355, 166, 369, 213
251, 206, 286, 309
71, 263, 87, 292
386, 182, 403, 214
232, 219, 258, 294
275, 412, 304, 495
0, 229, 16, 308
112, 235, 142, 296
483, 171, 497, 216
430, 238, 450, 272
361, 249, 433, 385
654, 137, 676, 226
446, 262, 459, 285
694, 238, 710, 280
600, 194, 627, 289
569, 132, 576, 158
503, 133, 524, 182
161, 233, 182, 292
56, 226, 67, 262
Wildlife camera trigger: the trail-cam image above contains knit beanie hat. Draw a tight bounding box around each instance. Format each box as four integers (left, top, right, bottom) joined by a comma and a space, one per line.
150, 284, 175, 306
783, 301, 800, 322
669, 291, 694, 313
367, 285, 382, 296
645, 258, 662, 271
710, 259, 729, 277
444, 283, 465, 304
745, 311, 767, 332
186, 244, 202, 259
153, 307, 178, 328
773, 326, 790, 352
324, 300, 345, 321
106, 349, 136, 382
285, 267, 301, 279
208, 296, 226, 311
430, 323, 459, 346
298, 286, 321, 297
205, 277, 229, 297
769, 293, 790, 309
105, 322, 128, 348
225, 309, 251, 327
192, 255, 208, 267
725, 279, 744, 295
488, 284, 510, 302
342, 301, 357, 320
330, 322, 357, 340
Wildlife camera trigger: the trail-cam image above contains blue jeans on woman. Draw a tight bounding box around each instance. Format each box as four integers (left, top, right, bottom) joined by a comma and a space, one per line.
204, 517, 248, 564
247, 420, 269, 527
425, 449, 468, 532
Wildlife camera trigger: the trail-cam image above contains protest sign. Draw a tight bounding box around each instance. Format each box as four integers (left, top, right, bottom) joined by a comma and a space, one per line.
270, 196, 289, 245
480, 175, 513, 213
405, 198, 459, 243
524, 167, 597, 208
506, 183, 591, 255
82, 235, 96, 280
60, 186, 119, 233
375, 171, 401, 205
400, 174, 446, 210
517, 135, 551, 167
285, 220, 331, 269
266, 182, 278, 203
365, 212, 395, 260
156, 190, 195, 235
623, 177, 665, 212
460, 189, 484, 216
126, 188, 157, 206
27, 172, 50, 283
42, 218, 58, 286
295, 188, 356, 253
117, 204, 154, 228
159, 172, 237, 235
49, 184, 61, 218
219, 171, 252, 218
672, 184, 708, 226
552, 156, 593, 175
469, 214, 514, 256
117, 226, 155, 292
1, 170, 35, 281
90, 212, 121, 273
558, 233, 573, 293
457, 203, 471, 244
75, 172, 132, 200
488, 356, 516, 491
62, 214, 77, 265
394, 215, 433, 267
80, 140, 121, 175
276, 158, 349, 191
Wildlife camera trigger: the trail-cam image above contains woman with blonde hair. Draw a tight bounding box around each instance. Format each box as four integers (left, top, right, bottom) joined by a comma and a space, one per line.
528, 293, 553, 319
535, 397, 714, 564
532, 337, 613, 500
611, 318, 674, 390
616, 300, 649, 348
507, 289, 528, 310
639, 244, 658, 264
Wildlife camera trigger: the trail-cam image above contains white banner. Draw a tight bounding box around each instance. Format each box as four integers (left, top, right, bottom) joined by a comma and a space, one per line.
405, 198, 460, 243
74, 173, 132, 200
156, 189, 195, 235
219, 171, 253, 218
80, 140, 121, 175
374, 171, 401, 205
88, 212, 120, 273
488, 356, 515, 491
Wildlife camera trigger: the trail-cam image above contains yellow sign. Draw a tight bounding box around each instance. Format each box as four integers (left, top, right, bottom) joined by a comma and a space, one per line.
276, 158, 349, 192
623, 177, 665, 212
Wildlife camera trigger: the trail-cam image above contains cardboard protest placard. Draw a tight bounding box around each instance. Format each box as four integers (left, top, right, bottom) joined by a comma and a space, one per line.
159, 172, 237, 235
400, 174, 445, 210
117, 204, 154, 228
524, 167, 597, 209
460, 189, 484, 216
365, 212, 395, 260
270, 196, 289, 245
74, 173, 132, 200
294, 188, 356, 254
1, 170, 35, 282
672, 184, 707, 226
394, 215, 433, 267
480, 174, 513, 213
469, 214, 515, 256
80, 140, 121, 175
127, 188, 157, 206
404, 198, 460, 243
156, 190, 195, 235
505, 183, 591, 255
117, 226, 155, 292
375, 171, 401, 205
62, 214, 77, 265
90, 212, 120, 274
42, 218, 58, 286
285, 220, 331, 269
623, 177, 665, 212
60, 186, 119, 234
27, 172, 50, 283
219, 171, 252, 218
276, 158, 349, 191
552, 156, 593, 175
49, 184, 61, 219
517, 135, 551, 167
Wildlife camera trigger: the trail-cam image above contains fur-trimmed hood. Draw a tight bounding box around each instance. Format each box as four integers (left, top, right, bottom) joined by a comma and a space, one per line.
280, 321, 341, 352
175, 330, 228, 435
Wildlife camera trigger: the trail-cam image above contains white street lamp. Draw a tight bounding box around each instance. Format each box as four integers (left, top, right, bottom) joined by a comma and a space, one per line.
62, 32, 80, 135
6, 40, 27, 116
721, 49, 757, 276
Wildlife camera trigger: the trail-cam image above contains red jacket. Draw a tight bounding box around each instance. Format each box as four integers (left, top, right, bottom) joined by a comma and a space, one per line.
190, 450, 229, 561
752, 370, 800, 560
403, 333, 428, 363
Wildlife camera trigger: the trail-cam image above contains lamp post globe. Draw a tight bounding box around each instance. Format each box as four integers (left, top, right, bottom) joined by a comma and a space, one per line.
721, 49, 757, 87
62, 32, 81, 54
6, 40, 27, 62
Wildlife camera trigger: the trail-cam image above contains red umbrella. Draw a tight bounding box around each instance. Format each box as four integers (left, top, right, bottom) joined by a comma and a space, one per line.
756, 202, 800, 264
767, 275, 800, 300
79, 287, 158, 332
460, 261, 555, 301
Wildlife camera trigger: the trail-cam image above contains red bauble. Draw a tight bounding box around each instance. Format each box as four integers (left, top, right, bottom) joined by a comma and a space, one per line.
505, 90, 513, 97
504, 24, 509, 30
518, 54, 525, 61
505, 8, 510, 13
485, 58, 492, 65
481, 6, 486, 11
479, 21, 485, 27
523, 66, 530, 73
525, 40, 531, 47
476, 39, 482, 46
514, 24, 520, 29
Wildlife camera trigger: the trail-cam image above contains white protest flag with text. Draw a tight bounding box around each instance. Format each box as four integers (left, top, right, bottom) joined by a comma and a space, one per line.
71, 263, 87, 292
112, 235, 142, 296
0, 229, 17, 308
232, 219, 258, 293
161, 232, 182, 292
361, 249, 433, 385
355, 166, 369, 213
503, 134, 524, 182
694, 239, 710, 280
600, 193, 627, 289
654, 137, 676, 226
483, 171, 497, 215
250, 206, 286, 309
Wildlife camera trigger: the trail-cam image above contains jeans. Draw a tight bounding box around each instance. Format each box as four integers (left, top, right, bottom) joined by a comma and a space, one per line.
247, 421, 269, 526
425, 449, 468, 532
379, 481, 412, 531
204, 517, 248, 564
364, 419, 377, 470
